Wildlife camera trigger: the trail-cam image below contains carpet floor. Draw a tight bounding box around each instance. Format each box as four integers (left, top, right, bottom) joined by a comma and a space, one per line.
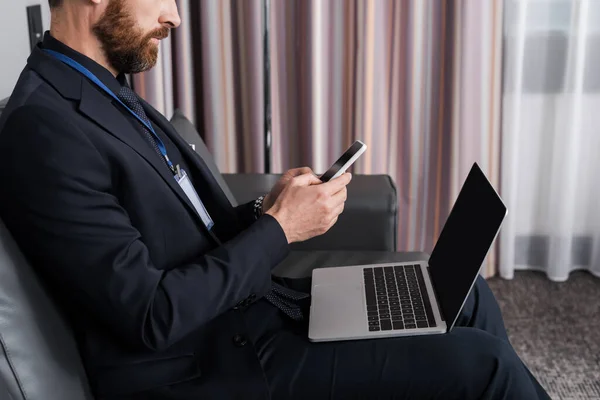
488, 271, 600, 400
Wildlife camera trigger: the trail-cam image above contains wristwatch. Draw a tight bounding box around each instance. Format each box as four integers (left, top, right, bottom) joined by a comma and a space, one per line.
253, 195, 266, 220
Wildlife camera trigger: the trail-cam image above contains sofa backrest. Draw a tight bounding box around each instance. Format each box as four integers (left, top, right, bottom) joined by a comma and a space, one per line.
0, 374, 15, 399
0, 217, 95, 400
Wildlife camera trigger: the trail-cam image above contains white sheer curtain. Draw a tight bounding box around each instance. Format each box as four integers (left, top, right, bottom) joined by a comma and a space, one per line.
501, 0, 600, 281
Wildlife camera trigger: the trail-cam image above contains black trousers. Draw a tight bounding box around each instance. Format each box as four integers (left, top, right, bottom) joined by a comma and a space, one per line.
243, 276, 551, 400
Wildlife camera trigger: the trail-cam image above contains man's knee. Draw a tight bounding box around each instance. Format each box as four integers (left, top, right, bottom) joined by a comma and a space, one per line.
468, 276, 508, 337
404, 328, 529, 399
451, 329, 523, 382
475, 276, 499, 310
465, 329, 540, 397
473, 275, 494, 302
479, 330, 520, 366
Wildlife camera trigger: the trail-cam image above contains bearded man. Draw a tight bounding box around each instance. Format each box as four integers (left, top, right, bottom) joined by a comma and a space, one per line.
0, 1, 550, 399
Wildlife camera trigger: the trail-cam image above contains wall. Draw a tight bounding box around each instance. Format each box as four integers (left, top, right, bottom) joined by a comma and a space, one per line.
0, 1, 51, 99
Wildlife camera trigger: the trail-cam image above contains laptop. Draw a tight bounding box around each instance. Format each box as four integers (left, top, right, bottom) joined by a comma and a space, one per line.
308, 163, 507, 342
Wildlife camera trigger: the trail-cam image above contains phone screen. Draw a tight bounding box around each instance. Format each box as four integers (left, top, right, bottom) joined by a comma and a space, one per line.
320, 141, 365, 182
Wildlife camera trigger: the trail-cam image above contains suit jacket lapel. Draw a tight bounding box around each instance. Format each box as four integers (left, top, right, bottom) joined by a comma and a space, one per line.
77, 80, 209, 230
28, 47, 218, 240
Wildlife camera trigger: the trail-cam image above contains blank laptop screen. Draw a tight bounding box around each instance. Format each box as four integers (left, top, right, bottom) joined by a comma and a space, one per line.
428, 163, 507, 330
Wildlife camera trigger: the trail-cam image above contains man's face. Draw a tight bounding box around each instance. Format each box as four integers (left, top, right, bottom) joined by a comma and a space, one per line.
92, 0, 181, 74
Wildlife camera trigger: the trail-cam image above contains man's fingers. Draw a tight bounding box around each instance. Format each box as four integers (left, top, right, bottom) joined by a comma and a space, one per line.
332, 203, 345, 218
287, 167, 315, 177
329, 187, 347, 206
328, 216, 339, 230
293, 172, 323, 187
322, 172, 352, 194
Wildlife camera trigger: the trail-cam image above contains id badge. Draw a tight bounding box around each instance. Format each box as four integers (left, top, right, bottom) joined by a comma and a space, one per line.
175, 170, 214, 230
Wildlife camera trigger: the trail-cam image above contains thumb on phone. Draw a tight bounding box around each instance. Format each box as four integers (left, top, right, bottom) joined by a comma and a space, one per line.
322, 172, 352, 194
292, 172, 323, 187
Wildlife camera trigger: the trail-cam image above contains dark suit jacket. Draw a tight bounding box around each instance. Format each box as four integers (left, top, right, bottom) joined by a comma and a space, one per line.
0, 45, 290, 398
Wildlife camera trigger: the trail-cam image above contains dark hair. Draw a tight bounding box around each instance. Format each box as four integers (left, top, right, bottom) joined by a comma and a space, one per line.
49, 0, 62, 8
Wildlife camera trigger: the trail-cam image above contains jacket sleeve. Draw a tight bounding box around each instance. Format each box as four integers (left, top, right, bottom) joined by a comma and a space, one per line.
0, 105, 290, 352
234, 200, 260, 230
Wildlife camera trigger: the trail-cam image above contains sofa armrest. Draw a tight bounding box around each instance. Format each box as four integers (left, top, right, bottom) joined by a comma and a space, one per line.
222, 174, 398, 252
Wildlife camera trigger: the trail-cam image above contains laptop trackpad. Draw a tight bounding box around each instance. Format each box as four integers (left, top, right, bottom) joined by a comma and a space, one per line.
310, 283, 365, 338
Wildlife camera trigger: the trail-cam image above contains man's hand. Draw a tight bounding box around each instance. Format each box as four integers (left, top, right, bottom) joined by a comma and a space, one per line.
263, 167, 317, 212
265, 172, 352, 244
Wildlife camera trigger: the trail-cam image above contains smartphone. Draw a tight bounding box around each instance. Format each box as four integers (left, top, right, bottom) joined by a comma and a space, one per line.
319, 140, 367, 182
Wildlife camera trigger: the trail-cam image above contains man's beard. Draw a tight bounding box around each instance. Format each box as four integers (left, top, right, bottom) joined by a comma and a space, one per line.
92, 0, 170, 74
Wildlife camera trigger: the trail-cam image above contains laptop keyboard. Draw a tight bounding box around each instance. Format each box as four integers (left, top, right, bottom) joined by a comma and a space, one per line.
364, 265, 436, 331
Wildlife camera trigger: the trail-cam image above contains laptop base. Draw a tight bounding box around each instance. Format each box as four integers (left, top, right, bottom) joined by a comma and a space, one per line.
308, 263, 447, 343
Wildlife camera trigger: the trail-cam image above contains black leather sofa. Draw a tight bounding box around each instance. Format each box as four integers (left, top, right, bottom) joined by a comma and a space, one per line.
0, 99, 427, 399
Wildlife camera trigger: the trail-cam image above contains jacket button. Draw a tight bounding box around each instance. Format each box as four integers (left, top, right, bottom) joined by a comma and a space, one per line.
232, 334, 247, 347
234, 299, 247, 310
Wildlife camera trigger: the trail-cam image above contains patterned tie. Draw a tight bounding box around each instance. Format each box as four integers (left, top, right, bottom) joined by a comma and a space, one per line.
265, 281, 310, 321
117, 86, 170, 170
119, 87, 309, 321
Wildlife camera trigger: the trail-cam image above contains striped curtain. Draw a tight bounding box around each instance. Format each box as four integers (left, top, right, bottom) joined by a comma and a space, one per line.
135, 0, 504, 277
270, 0, 503, 276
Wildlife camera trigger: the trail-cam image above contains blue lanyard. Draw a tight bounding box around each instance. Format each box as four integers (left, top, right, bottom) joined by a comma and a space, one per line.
43, 49, 175, 173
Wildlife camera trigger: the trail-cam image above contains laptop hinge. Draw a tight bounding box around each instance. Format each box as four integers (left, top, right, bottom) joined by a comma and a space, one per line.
425, 264, 445, 322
